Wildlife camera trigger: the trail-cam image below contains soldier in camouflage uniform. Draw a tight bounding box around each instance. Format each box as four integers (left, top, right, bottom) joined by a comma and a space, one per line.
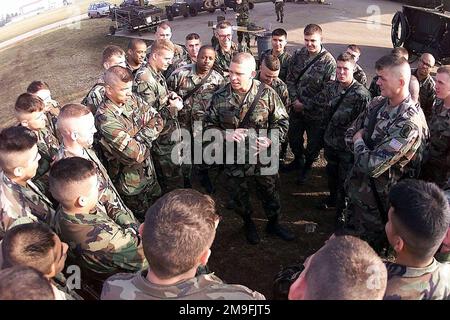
318, 53, 371, 224
125, 39, 147, 78
213, 20, 250, 76
135, 40, 185, 194
165, 33, 201, 78
14, 93, 60, 196
101, 189, 265, 300
26, 80, 60, 132
95, 66, 164, 218
285, 24, 336, 184
420, 65, 450, 187
346, 45, 367, 87
0, 126, 55, 239
343, 55, 429, 252
235, 0, 251, 50
205, 53, 294, 245
274, 0, 284, 23
167, 45, 226, 190
384, 179, 450, 300
411, 53, 436, 121
56, 103, 138, 227
259, 28, 291, 82
82, 45, 126, 114
49, 157, 148, 276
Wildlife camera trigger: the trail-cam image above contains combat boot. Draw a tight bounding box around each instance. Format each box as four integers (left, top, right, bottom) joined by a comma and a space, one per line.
266, 216, 295, 241
243, 217, 260, 244
297, 162, 312, 185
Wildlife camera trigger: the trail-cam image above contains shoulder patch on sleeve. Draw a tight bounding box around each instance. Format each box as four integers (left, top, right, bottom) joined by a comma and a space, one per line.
389, 138, 403, 151
399, 123, 413, 139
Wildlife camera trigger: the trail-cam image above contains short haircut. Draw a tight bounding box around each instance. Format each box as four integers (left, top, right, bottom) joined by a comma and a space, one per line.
104, 65, 133, 86
102, 45, 125, 64
409, 75, 420, 103
26, 81, 50, 94
232, 52, 256, 70
149, 39, 175, 56
272, 28, 287, 38
0, 126, 37, 171
0, 266, 54, 300
186, 33, 200, 41
375, 54, 408, 72
142, 189, 219, 279
216, 20, 232, 30
15, 93, 45, 114
347, 44, 361, 54
49, 157, 97, 206
58, 103, 91, 120
157, 21, 171, 30
262, 54, 280, 71
2, 223, 56, 275
198, 45, 215, 56
391, 47, 409, 59
388, 179, 450, 260
305, 235, 387, 300
127, 39, 146, 51
437, 65, 450, 78
304, 24, 322, 36
337, 52, 356, 65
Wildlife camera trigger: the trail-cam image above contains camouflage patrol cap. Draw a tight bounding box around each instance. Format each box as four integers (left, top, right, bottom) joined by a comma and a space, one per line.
272, 264, 304, 300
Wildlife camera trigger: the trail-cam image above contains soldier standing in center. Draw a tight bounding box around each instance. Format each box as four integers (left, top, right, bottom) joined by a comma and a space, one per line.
134, 39, 185, 194
205, 52, 294, 245
285, 24, 336, 184
317, 53, 371, 225
260, 28, 291, 82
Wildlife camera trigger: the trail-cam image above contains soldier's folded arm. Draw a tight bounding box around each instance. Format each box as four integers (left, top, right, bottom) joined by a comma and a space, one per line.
98, 119, 149, 165
352, 121, 420, 178
268, 90, 289, 143
345, 108, 367, 150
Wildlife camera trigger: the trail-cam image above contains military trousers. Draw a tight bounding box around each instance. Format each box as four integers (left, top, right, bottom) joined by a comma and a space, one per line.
120, 180, 161, 221
227, 172, 281, 220
288, 111, 323, 167
275, 2, 284, 20
237, 19, 251, 49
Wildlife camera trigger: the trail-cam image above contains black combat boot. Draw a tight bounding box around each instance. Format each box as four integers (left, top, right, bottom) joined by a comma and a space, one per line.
316, 196, 336, 210
297, 161, 313, 185
243, 217, 260, 245
280, 16, 283, 23
266, 216, 295, 241
280, 158, 303, 172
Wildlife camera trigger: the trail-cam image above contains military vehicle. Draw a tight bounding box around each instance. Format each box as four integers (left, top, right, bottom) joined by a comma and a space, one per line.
165, 0, 254, 20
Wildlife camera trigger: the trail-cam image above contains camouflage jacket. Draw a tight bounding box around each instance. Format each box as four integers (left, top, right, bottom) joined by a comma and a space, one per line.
204, 80, 289, 176
55, 145, 138, 228
384, 259, 450, 300
321, 80, 371, 152
167, 63, 225, 137
236, 2, 250, 25
134, 64, 180, 155
255, 71, 290, 110
345, 95, 429, 202
101, 269, 265, 300
285, 46, 336, 121
412, 68, 436, 121
81, 76, 106, 114
165, 54, 195, 79
260, 49, 292, 82
55, 203, 148, 275
422, 99, 450, 186
0, 171, 55, 239
353, 63, 367, 87
369, 75, 381, 98
213, 42, 250, 75
95, 95, 162, 196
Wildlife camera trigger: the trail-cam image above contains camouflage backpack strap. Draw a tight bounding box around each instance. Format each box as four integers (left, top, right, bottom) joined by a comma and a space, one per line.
294, 50, 327, 85
81, 82, 106, 106
182, 68, 214, 102
238, 83, 266, 128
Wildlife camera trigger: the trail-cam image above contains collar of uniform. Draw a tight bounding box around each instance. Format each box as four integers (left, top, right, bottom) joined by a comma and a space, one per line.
59, 144, 88, 159
217, 42, 238, 56
387, 258, 439, 278
0, 170, 20, 191
435, 99, 450, 117
104, 97, 134, 117
229, 79, 257, 108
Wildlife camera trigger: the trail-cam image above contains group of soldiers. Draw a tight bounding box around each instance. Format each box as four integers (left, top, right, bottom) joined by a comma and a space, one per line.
0, 17, 449, 300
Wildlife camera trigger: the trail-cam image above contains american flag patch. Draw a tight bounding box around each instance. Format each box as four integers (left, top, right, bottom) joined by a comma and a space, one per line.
389, 139, 403, 151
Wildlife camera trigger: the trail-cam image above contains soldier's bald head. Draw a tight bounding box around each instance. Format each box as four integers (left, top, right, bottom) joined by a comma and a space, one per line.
104, 66, 133, 87
232, 52, 256, 72
420, 53, 435, 67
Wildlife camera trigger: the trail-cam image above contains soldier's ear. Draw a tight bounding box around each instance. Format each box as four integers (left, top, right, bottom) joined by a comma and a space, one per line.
138, 223, 144, 237
77, 196, 88, 207
199, 248, 211, 266
70, 131, 79, 142
250, 70, 256, 78
103, 62, 110, 70
13, 167, 24, 178
20, 120, 29, 128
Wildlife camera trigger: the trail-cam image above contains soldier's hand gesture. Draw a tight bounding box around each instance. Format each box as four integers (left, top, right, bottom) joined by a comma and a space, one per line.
225, 128, 248, 142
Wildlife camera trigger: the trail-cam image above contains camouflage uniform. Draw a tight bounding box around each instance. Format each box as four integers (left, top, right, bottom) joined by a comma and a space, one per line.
412, 68, 436, 121
55, 203, 148, 275
260, 49, 292, 83
236, 1, 251, 49
204, 80, 289, 220
320, 80, 371, 212
369, 75, 381, 98
95, 95, 162, 218
165, 54, 195, 79
101, 269, 265, 300
255, 71, 290, 109
285, 46, 336, 169
353, 63, 367, 87
81, 75, 106, 114
213, 42, 250, 75
384, 259, 450, 300
420, 99, 450, 187
344, 95, 429, 250
134, 64, 183, 194
0, 171, 55, 239
274, 0, 284, 23
55, 145, 138, 228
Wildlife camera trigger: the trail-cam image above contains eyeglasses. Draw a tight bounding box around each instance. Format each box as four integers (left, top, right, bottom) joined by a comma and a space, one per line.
419, 59, 433, 68
217, 34, 232, 39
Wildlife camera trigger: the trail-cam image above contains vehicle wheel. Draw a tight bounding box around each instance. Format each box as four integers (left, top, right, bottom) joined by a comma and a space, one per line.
189, 7, 198, 16
183, 12, 189, 18
168, 14, 174, 21
249, 2, 254, 9
96, 12, 100, 18
207, 8, 216, 13
109, 26, 116, 35
89, 13, 92, 18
